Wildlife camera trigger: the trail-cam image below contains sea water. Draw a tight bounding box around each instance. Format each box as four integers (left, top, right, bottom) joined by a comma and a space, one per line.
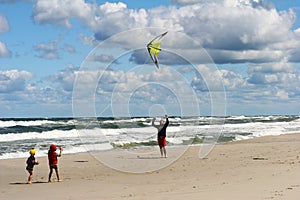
0, 115, 299, 159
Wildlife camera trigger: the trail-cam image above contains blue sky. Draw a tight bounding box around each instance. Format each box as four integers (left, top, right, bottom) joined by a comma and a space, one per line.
0, 0, 299, 118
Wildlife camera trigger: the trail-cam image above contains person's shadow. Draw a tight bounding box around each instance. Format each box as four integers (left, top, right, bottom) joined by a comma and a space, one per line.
10, 181, 48, 185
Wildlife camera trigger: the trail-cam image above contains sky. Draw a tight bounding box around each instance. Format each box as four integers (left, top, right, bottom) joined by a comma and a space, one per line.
0, 0, 299, 118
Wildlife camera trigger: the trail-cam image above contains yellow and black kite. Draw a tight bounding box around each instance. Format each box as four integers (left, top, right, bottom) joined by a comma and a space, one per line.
147, 31, 168, 69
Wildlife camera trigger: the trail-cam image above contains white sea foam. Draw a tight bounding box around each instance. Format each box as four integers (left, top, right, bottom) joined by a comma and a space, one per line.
0, 151, 29, 159
0, 116, 299, 159
0, 119, 75, 128
0, 143, 114, 159
0, 129, 80, 142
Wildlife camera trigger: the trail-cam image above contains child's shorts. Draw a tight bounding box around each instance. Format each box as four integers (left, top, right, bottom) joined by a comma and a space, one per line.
49, 165, 58, 169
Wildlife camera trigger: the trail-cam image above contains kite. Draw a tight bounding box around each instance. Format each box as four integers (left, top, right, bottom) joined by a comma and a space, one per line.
147, 31, 168, 69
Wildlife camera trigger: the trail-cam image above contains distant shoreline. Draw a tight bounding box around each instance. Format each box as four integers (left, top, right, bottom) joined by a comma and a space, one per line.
1, 115, 299, 160
0, 114, 299, 119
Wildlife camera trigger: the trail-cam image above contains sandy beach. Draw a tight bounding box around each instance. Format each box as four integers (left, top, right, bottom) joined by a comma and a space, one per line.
1, 133, 300, 200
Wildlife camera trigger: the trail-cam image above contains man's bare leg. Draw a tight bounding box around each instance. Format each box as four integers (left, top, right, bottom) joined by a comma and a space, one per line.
163, 147, 167, 158
160, 147, 164, 157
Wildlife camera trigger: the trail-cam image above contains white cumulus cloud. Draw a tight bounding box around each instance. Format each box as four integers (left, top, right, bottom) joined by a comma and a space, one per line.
0, 14, 9, 33
0, 70, 34, 92
0, 41, 11, 58
31, 0, 300, 65
0, 14, 11, 57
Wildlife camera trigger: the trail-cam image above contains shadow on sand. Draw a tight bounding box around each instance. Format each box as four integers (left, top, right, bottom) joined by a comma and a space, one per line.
136, 156, 164, 159
10, 181, 48, 185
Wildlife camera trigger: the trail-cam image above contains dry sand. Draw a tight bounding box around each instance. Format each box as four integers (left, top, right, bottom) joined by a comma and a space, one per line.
1, 133, 300, 200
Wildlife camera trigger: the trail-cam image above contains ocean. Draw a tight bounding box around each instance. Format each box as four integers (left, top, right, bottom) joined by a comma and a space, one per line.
0, 115, 299, 159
